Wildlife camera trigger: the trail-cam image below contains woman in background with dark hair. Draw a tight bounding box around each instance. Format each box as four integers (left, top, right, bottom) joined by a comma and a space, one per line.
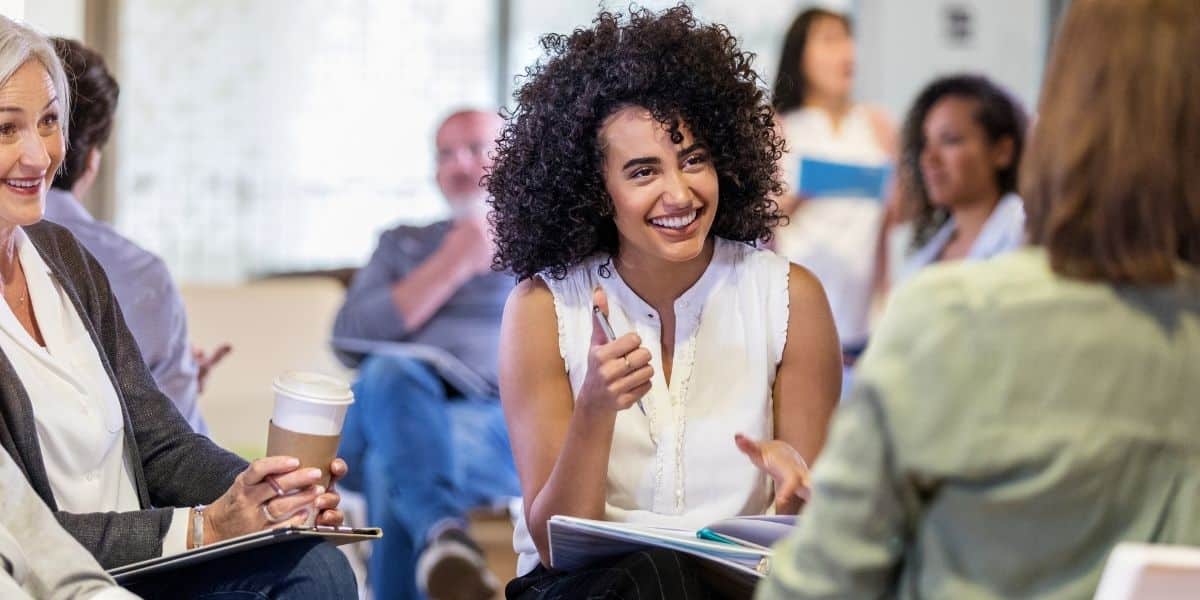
490, 5, 841, 598
771, 7, 896, 353
759, 0, 1200, 596
893, 74, 1028, 285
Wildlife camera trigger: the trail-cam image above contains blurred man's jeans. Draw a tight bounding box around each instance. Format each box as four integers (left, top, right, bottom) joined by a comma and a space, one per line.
338, 354, 520, 599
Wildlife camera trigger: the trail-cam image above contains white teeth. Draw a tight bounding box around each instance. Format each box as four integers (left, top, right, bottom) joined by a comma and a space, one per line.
650, 210, 698, 229
6, 180, 37, 189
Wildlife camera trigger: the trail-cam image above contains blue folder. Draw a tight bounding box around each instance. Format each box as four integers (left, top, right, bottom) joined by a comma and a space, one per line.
797, 156, 892, 201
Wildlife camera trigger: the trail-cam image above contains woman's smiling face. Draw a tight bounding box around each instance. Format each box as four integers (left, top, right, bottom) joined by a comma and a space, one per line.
598, 105, 719, 267
0, 60, 63, 230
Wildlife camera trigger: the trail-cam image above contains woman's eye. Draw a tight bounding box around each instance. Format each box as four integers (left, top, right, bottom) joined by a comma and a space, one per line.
0, 123, 16, 137
38, 114, 60, 132
684, 153, 709, 167
630, 167, 653, 179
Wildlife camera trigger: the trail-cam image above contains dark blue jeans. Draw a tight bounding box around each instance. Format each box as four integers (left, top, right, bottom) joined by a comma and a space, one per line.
123, 538, 356, 599
338, 354, 520, 600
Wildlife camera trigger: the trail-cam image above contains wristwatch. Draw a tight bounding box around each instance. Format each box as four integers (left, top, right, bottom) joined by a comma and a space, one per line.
190, 505, 207, 549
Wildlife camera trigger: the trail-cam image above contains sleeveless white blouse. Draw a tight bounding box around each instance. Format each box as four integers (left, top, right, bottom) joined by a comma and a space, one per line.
512, 238, 790, 575
775, 105, 891, 345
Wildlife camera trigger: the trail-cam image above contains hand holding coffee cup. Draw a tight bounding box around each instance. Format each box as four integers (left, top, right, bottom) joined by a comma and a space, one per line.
200, 456, 335, 544
194, 372, 354, 545
265, 371, 354, 525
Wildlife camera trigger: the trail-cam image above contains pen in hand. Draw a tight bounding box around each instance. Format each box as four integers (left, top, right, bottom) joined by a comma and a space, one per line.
592, 305, 648, 416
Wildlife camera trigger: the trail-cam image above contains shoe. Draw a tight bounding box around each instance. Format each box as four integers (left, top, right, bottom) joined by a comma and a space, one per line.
415, 527, 500, 600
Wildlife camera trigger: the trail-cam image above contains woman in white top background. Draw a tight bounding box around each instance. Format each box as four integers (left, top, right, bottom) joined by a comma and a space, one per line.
893, 74, 1028, 286
487, 5, 841, 598
771, 7, 897, 354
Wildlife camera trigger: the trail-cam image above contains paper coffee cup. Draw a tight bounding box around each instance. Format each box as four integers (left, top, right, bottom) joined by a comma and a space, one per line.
266, 371, 354, 492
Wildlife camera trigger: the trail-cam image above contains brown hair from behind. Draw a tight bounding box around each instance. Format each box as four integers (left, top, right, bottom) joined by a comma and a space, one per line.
50, 37, 118, 192
1021, 0, 1200, 284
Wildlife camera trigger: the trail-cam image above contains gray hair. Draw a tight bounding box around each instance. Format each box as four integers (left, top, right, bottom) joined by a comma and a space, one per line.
0, 15, 69, 140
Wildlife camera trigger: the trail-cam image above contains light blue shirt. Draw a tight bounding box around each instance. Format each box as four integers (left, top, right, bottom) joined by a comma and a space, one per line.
42, 189, 207, 435
898, 192, 1026, 284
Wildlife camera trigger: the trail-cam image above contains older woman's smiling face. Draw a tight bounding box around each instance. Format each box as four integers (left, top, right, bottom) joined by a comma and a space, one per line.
0, 60, 64, 230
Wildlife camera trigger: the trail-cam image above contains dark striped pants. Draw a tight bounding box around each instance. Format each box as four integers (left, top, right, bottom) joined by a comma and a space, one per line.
505, 548, 751, 600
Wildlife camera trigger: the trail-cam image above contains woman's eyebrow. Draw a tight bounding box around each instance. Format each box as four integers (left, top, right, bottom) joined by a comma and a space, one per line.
0, 97, 57, 114
622, 156, 661, 170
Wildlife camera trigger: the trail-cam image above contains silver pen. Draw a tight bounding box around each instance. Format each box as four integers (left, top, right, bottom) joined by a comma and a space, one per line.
592, 305, 648, 416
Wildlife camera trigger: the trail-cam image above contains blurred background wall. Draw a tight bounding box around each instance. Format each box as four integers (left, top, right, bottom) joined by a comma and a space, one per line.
7, 0, 1066, 284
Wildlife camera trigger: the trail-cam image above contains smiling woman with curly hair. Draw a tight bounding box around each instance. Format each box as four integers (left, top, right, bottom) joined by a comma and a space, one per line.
490, 5, 842, 598
488, 5, 785, 281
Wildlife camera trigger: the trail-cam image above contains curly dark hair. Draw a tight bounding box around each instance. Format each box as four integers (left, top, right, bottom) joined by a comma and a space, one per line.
50, 37, 119, 192
900, 74, 1027, 250
486, 4, 785, 280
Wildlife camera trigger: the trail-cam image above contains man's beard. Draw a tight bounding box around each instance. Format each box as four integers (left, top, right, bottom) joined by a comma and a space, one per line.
448, 190, 489, 218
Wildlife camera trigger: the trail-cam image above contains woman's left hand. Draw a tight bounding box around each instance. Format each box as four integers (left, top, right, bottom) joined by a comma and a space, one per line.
313, 458, 348, 526
735, 434, 811, 514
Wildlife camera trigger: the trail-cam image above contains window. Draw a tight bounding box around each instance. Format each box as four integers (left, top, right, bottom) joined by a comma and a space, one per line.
114, 0, 496, 281
505, 0, 796, 105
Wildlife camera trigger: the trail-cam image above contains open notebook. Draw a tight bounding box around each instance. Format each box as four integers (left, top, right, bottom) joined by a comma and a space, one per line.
548, 515, 794, 585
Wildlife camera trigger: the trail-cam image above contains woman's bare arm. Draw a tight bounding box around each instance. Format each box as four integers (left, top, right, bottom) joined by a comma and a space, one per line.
770, 263, 842, 512
498, 279, 652, 565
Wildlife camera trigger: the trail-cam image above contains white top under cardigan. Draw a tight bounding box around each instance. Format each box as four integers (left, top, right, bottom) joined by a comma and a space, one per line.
512, 237, 790, 575
0, 227, 190, 556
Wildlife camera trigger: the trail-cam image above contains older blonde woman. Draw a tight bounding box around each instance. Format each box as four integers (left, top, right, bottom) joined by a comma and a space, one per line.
0, 16, 355, 599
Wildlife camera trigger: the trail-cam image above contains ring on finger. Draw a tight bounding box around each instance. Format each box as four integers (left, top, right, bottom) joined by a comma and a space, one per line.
264, 475, 286, 498
261, 504, 287, 524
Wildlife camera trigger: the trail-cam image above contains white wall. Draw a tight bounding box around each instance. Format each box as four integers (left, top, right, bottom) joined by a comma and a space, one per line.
855, 0, 1048, 121
1, 0, 85, 37
24, 0, 85, 38
0, 0, 21, 20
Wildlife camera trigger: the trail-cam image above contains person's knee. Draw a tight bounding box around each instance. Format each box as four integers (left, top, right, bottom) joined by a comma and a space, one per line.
356, 354, 444, 401
282, 540, 358, 599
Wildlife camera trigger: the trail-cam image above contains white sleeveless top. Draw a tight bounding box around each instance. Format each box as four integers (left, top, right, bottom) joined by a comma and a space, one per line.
512, 238, 789, 575
775, 105, 891, 344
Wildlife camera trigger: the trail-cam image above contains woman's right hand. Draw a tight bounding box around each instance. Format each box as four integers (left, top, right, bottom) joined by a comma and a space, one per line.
202, 456, 326, 544
577, 287, 654, 414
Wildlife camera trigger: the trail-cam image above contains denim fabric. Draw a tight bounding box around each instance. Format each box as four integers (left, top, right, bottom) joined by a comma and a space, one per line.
123, 539, 356, 599
339, 354, 521, 599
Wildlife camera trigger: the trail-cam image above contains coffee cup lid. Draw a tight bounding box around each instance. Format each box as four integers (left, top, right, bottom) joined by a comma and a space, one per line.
272, 371, 354, 404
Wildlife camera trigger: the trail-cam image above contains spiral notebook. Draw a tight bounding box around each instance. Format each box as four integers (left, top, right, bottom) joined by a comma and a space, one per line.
547, 515, 795, 585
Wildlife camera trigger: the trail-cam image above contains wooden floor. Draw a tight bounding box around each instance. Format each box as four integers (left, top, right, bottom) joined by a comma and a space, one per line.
468, 511, 518, 600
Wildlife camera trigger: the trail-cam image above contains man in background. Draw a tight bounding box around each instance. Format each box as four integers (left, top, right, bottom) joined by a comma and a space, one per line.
46, 37, 227, 434
333, 109, 519, 600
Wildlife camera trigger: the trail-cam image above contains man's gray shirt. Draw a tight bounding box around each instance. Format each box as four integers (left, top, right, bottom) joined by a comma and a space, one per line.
333, 220, 511, 388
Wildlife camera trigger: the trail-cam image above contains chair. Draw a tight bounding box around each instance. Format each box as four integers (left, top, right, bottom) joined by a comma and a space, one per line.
1094, 543, 1200, 600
